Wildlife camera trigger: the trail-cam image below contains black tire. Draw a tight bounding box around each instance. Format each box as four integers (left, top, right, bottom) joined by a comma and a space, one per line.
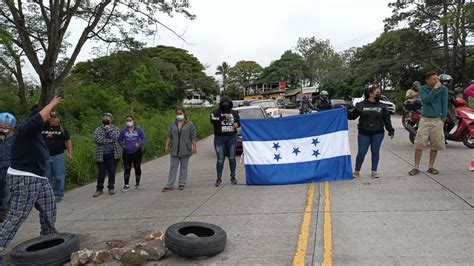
409, 132, 416, 144
462, 131, 474, 148
10, 233, 80, 266
402, 111, 412, 129
165, 221, 226, 258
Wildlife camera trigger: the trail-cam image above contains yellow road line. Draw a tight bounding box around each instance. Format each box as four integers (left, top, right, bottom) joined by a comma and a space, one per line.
322, 181, 333, 266
293, 183, 315, 266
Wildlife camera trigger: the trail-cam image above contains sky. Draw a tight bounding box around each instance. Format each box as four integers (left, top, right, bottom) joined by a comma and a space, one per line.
25, 0, 395, 82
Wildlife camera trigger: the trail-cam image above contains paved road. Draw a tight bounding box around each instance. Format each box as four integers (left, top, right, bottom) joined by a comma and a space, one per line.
9, 109, 474, 265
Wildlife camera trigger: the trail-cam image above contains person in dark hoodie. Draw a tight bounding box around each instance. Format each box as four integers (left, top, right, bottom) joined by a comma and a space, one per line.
0, 96, 61, 253
348, 86, 394, 179
210, 96, 240, 187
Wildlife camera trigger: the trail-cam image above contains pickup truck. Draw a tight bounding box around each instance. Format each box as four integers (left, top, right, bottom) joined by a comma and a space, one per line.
352, 95, 396, 114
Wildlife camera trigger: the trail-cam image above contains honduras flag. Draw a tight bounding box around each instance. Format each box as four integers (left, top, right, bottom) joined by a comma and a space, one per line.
241, 108, 352, 185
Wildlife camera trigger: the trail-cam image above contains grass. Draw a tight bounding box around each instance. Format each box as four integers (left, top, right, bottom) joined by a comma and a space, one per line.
64, 107, 214, 190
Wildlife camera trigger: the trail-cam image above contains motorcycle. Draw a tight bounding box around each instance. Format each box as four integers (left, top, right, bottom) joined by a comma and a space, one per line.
402, 98, 474, 148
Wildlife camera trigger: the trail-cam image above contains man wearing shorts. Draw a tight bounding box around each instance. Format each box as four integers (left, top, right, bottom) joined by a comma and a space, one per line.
409, 71, 448, 175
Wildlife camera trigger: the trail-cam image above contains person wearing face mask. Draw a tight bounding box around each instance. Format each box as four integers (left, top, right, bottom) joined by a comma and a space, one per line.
162, 108, 197, 192
210, 96, 240, 187
118, 115, 146, 192
315, 90, 332, 111
0, 113, 16, 223
93, 113, 121, 197
348, 86, 394, 178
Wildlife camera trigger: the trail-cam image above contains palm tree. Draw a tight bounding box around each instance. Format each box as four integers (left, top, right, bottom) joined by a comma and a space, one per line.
216, 62, 230, 95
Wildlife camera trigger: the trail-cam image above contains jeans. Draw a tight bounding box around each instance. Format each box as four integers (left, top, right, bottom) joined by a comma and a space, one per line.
123, 150, 142, 186
214, 134, 237, 180
355, 133, 384, 172
165, 156, 190, 188
0, 168, 8, 212
96, 153, 118, 191
45, 153, 66, 200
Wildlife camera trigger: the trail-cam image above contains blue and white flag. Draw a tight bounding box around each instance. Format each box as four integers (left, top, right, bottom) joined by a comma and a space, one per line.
241, 108, 352, 185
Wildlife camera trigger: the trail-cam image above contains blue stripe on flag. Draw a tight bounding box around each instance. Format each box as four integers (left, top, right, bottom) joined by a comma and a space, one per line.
245, 155, 352, 185
241, 108, 348, 141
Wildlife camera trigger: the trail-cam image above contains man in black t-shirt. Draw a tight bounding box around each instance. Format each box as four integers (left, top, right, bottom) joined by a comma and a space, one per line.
42, 112, 73, 202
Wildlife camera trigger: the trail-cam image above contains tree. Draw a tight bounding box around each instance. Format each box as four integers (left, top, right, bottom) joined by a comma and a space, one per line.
295, 37, 342, 86
227, 60, 263, 90
215, 62, 230, 94
259, 51, 308, 88
68, 45, 218, 110
385, 0, 473, 87
0, 0, 194, 106
0, 28, 26, 105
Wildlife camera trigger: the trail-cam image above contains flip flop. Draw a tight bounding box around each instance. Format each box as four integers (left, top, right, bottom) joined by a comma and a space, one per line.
408, 168, 420, 176
427, 168, 439, 174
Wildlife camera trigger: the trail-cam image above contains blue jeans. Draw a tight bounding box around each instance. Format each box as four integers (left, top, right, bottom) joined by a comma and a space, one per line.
0, 167, 8, 212
214, 135, 237, 180
355, 133, 384, 172
45, 153, 66, 200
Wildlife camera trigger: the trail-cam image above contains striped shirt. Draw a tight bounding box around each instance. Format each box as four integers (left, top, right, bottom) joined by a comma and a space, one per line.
93, 126, 121, 162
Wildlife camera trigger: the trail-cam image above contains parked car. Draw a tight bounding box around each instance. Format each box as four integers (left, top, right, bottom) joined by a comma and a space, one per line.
331, 99, 352, 109
278, 98, 296, 109
233, 106, 269, 154
250, 99, 282, 118
352, 95, 396, 114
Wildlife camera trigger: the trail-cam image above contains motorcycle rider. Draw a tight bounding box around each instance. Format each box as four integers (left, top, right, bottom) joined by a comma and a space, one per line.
439, 74, 455, 134
314, 90, 332, 111
299, 95, 314, 114
405, 81, 421, 101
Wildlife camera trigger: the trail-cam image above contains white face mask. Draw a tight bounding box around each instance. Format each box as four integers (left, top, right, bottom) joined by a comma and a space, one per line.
176, 115, 185, 121
126, 121, 134, 127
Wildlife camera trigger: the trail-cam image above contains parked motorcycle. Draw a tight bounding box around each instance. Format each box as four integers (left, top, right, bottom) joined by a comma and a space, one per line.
402, 98, 474, 148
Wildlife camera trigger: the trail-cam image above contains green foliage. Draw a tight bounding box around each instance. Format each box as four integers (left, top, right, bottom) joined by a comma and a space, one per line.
259, 51, 308, 88
69, 45, 218, 109
228, 60, 263, 89
224, 87, 243, 100
64, 106, 213, 189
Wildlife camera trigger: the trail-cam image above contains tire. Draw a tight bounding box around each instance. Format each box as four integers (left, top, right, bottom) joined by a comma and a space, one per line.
402, 111, 410, 129
409, 132, 416, 144
462, 131, 474, 148
165, 221, 226, 258
10, 233, 80, 266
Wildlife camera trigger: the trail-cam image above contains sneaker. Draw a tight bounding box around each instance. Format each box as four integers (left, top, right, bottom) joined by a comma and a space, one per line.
214, 179, 222, 187
470, 161, 474, 172
93, 191, 104, 197
109, 189, 116, 195
352, 171, 360, 178
135, 184, 141, 190
162, 187, 174, 192
371, 171, 380, 178
231, 178, 238, 185
179, 185, 185, 190
122, 185, 130, 193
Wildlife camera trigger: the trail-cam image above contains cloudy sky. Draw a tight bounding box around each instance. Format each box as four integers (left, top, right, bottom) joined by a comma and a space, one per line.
25, 0, 395, 81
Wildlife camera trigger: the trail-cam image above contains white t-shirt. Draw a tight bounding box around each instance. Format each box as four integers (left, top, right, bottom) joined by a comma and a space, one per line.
7, 167, 47, 179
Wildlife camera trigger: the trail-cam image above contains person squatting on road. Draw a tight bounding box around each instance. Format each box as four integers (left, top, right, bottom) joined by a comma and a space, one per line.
93, 113, 121, 197
348, 86, 395, 178
314, 90, 332, 111
42, 111, 74, 203
118, 115, 146, 192
0, 97, 62, 253
409, 71, 449, 176
0, 113, 16, 223
162, 107, 197, 192
210, 96, 240, 187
